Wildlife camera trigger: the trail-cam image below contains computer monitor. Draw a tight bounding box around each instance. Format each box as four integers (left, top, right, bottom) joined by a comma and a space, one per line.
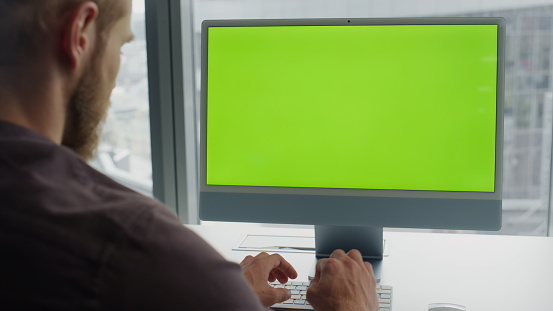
199, 17, 504, 271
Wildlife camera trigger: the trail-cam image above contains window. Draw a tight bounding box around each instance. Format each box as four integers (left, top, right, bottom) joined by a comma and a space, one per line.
90, 0, 152, 197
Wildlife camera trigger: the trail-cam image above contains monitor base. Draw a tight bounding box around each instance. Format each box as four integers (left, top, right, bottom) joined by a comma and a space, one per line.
313, 225, 384, 281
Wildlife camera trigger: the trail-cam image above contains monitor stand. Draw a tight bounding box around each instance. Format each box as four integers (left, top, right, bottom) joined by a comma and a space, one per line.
310, 225, 383, 281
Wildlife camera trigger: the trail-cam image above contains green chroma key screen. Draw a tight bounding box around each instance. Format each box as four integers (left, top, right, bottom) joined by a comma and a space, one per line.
206, 24, 498, 192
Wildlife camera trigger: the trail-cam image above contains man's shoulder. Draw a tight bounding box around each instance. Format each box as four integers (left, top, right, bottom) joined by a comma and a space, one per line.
0, 120, 153, 215
0, 119, 181, 262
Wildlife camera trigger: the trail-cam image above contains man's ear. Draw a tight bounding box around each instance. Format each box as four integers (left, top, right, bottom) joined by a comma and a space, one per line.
61, 1, 100, 70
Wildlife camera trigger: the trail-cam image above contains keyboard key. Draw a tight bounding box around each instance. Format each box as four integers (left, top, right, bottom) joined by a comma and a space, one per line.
380, 293, 392, 299
379, 298, 392, 304
294, 299, 306, 304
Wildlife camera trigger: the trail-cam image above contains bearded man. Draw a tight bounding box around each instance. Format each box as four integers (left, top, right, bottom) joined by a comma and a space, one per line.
0, 0, 378, 310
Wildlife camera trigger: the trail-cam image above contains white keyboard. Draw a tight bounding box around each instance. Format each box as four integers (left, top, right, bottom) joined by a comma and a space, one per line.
269, 281, 392, 310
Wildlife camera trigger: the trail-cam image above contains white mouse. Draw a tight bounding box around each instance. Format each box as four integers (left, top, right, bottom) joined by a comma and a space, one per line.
428, 303, 466, 311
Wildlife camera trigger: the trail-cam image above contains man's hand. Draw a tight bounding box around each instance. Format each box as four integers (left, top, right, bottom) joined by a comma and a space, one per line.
307, 249, 378, 311
240, 252, 298, 308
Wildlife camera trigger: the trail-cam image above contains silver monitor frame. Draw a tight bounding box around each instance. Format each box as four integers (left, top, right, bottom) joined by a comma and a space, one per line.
199, 17, 505, 231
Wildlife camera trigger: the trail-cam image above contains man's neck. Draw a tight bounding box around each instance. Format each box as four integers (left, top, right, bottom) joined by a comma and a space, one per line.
0, 66, 68, 144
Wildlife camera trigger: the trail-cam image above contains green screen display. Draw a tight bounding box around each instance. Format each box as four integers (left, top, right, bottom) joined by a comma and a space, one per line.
206, 24, 498, 192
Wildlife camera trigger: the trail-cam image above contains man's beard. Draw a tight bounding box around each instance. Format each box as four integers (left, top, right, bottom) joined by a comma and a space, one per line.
61, 48, 111, 161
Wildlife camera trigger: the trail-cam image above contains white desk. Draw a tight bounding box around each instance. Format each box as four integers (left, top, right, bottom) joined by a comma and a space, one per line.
187, 224, 553, 311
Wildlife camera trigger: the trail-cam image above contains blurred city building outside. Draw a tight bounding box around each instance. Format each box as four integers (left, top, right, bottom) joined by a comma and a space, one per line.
466, 6, 553, 236
89, 0, 152, 197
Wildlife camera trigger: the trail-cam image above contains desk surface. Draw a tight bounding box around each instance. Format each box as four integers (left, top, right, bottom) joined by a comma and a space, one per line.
187, 223, 553, 311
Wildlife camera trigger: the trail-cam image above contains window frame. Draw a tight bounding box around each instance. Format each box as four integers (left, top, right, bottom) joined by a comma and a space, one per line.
146, 0, 198, 223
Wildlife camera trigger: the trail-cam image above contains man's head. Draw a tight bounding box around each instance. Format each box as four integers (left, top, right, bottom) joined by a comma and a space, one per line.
0, 0, 134, 160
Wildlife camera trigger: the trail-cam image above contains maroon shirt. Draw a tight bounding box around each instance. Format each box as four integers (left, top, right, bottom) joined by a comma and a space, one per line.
0, 121, 263, 310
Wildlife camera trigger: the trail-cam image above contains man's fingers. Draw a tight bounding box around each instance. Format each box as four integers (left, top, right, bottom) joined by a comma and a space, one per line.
268, 272, 277, 283
364, 261, 374, 273
271, 288, 292, 304
308, 258, 326, 290
240, 255, 254, 266
271, 268, 291, 283
241, 252, 301, 308
330, 249, 347, 260
256, 252, 270, 258
269, 269, 292, 284
315, 258, 326, 273
347, 249, 364, 264
267, 253, 298, 279
311, 258, 328, 284
247, 253, 297, 279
